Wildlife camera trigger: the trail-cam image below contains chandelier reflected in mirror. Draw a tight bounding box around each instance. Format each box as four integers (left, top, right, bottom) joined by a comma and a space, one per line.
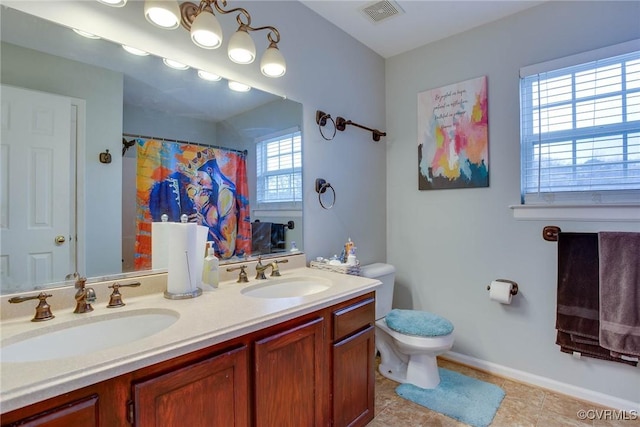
141, 0, 286, 77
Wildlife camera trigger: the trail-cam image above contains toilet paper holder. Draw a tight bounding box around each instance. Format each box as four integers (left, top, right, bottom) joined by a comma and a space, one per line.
486, 279, 519, 296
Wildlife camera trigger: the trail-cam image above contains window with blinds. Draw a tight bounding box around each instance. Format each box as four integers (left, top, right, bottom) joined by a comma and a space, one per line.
256, 129, 302, 205
519, 43, 640, 205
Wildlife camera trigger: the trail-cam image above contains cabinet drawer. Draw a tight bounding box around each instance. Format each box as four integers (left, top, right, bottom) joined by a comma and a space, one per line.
333, 297, 374, 341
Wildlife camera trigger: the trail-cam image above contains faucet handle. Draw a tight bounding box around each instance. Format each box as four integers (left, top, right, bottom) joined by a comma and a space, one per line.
270, 259, 289, 277
226, 265, 249, 283
107, 282, 141, 308
8, 292, 55, 322
75, 276, 87, 289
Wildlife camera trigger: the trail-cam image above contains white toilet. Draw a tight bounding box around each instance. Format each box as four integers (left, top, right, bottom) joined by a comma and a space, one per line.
361, 263, 454, 389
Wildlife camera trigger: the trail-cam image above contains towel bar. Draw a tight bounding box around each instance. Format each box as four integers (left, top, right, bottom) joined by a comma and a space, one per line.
542, 225, 561, 242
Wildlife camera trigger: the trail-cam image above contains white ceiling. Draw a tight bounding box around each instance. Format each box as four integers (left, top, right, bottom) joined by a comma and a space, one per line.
300, 0, 546, 58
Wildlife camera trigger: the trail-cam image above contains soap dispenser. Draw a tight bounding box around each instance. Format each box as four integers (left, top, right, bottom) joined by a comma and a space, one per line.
202, 242, 220, 288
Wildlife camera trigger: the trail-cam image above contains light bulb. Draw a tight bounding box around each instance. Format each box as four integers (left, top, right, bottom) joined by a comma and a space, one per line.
228, 29, 256, 64
198, 70, 222, 81
122, 45, 150, 56
72, 29, 101, 39
190, 10, 223, 49
260, 45, 286, 77
228, 81, 251, 92
144, 0, 180, 29
163, 58, 189, 70
97, 0, 127, 7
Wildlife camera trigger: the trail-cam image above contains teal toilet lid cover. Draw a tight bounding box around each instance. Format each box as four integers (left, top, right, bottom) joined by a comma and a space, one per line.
385, 309, 454, 337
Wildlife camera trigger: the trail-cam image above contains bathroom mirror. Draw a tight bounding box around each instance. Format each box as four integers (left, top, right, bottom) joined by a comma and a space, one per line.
0, 6, 303, 294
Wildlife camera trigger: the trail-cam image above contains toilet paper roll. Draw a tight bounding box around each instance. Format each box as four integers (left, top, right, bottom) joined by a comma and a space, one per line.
489, 280, 513, 304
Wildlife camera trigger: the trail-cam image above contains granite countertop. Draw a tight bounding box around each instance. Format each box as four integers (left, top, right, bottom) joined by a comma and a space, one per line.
0, 257, 380, 413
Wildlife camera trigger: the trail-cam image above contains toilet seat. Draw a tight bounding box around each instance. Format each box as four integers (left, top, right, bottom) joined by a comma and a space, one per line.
376, 319, 454, 352
385, 309, 454, 337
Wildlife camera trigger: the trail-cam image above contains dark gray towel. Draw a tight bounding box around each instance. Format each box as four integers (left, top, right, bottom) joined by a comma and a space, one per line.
557, 331, 637, 366
251, 221, 273, 254
556, 233, 600, 341
598, 232, 640, 358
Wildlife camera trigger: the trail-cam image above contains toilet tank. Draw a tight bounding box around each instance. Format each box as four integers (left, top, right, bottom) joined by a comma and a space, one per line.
360, 263, 396, 320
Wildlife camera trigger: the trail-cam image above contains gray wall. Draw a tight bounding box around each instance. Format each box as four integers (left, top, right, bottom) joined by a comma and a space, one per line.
123, 104, 218, 144
1, 42, 124, 278
386, 1, 640, 403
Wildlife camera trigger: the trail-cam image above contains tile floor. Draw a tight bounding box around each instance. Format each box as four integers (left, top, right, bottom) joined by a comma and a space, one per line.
368, 357, 640, 427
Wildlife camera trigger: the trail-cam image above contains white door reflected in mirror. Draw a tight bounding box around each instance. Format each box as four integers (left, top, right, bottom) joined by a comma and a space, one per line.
1, 85, 76, 290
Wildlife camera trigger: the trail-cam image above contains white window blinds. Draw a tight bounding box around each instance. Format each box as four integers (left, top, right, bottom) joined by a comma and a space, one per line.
519, 41, 640, 205
256, 129, 302, 204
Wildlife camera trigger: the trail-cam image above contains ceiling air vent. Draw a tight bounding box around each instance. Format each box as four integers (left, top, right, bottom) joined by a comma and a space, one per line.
360, 0, 404, 23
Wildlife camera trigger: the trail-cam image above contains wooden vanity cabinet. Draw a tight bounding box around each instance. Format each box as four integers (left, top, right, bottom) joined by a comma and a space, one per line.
1, 292, 375, 427
253, 317, 325, 427
331, 296, 376, 427
132, 345, 250, 427
0, 394, 100, 427
0, 374, 132, 427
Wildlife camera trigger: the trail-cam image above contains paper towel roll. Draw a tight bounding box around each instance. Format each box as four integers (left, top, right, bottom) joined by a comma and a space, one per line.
166, 223, 208, 296
151, 222, 170, 270
489, 280, 513, 304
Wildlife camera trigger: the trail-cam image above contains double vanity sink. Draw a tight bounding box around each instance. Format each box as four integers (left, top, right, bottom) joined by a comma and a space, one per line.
2, 276, 333, 364
0, 254, 380, 415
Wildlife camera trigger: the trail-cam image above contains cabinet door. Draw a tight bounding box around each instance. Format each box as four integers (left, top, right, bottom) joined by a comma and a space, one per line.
333, 325, 375, 427
2, 394, 99, 427
254, 317, 325, 427
133, 345, 249, 427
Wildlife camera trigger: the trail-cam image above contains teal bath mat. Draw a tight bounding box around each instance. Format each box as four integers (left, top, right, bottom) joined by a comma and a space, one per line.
395, 368, 505, 427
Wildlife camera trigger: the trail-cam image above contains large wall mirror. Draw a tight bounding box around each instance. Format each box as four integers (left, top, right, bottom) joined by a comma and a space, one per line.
0, 6, 303, 295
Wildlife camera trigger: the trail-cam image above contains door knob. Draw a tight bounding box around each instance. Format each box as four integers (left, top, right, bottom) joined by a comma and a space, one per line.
54, 235, 66, 245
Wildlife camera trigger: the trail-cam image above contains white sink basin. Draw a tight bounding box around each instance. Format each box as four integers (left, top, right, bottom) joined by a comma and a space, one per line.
1, 309, 179, 363
241, 277, 332, 299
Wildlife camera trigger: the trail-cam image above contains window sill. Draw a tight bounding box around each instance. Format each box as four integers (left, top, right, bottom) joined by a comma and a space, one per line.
509, 204, 640, 222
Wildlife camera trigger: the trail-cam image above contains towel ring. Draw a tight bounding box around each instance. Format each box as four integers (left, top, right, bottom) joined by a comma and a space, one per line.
315, 178, 335, 209
316, 110, 336, 141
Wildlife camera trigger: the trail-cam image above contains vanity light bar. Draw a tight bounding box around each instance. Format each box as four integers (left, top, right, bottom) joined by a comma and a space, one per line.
96, 0, 286, 77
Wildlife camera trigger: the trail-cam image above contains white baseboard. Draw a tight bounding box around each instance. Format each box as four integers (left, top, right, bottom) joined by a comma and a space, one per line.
442, 351, 639, 412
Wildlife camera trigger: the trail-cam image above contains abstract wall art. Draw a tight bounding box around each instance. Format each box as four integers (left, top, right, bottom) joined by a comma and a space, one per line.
418, 76, 489, 190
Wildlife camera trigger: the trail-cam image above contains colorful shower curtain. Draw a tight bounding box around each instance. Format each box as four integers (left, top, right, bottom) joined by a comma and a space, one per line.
134, 138, 251, 270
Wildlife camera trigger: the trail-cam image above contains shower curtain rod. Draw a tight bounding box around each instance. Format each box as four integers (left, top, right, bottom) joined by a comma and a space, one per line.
122, 133, 248, 156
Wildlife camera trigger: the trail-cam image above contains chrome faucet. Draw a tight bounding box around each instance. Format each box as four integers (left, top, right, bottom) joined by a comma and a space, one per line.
74, 277, 96, 314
